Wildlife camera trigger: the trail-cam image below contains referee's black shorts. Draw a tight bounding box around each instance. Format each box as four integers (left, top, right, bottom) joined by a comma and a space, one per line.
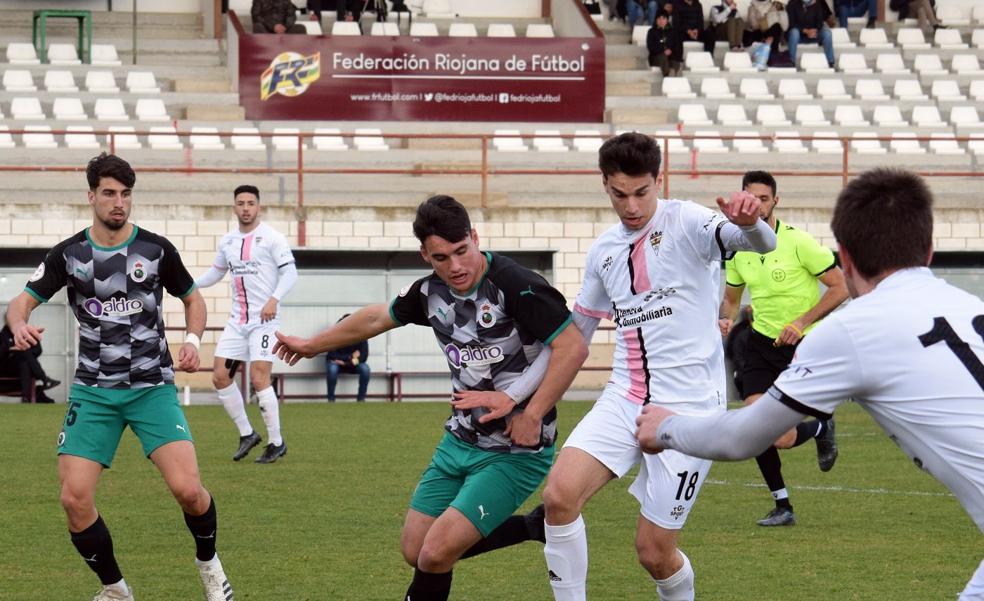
738, 329, 797, 399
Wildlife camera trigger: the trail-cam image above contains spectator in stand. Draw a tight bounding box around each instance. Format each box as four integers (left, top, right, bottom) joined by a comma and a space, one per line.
251, 0, 307, 33
0, 323, 59, 403
704, 0, 745, 51
787, 0, 835, 68
743, 0, 786, 57
628, 0, 659, 26
890, 0, 942, 33
324, 314, 371, 402
648, 10, 683, 75
337, 0, 364, 23
673, 0, 705, 48
835, 0, 877, 28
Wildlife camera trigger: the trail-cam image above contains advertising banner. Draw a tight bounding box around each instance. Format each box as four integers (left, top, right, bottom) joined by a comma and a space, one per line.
239, 34, 605, 122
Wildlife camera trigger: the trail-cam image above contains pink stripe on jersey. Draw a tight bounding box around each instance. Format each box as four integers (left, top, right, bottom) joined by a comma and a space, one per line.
621, 328, 647, 405
237, 233, 255, 324
630, 227, 652, 293
574, 303, 612, 320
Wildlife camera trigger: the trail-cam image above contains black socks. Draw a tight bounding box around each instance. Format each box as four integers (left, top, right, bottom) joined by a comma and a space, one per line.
183, 496, 217, 562
70, 515, 123, 586
404, 568, 452, 601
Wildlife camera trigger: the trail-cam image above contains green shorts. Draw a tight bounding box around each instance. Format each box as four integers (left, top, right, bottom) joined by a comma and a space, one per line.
410, 432, 554, 537
58, 384, 193, 468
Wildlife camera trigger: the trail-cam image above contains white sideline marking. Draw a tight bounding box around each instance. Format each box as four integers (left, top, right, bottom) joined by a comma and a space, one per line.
704, 479, 954, 498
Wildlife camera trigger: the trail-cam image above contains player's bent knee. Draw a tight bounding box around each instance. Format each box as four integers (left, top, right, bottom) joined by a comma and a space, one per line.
416, 543, 458, 573
542, 481, 582, 521
59, 486, 93, 517
635, 538, 680, 579
170, 482, 206, 511
212, 372, 231, 389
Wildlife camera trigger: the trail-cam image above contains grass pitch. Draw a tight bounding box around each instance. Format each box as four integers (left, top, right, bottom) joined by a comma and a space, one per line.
0, 399, 978, 600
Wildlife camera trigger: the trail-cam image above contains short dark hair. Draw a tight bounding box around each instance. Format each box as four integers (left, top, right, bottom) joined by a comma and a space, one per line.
234, 184, 260, 200
598, 132, 662, 179
86, 153, 135, 190
656, 9, 670, 20
830, 168, 933, 279
412, 195, 472, 244
742, 170, 777, 196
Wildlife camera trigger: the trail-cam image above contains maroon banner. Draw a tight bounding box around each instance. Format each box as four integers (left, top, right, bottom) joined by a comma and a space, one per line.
239, 33, 605, 122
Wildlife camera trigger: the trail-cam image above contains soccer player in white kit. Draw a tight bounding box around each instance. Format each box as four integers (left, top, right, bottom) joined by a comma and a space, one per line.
637, 168, 984, 600
539, 133, 778, 601
196, 185, 298, 464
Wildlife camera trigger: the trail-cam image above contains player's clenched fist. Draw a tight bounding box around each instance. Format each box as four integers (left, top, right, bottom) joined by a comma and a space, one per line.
635, 405, 678, 454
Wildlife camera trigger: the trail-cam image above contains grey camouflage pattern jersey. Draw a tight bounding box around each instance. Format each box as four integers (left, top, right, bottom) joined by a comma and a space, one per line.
25, 226, 196, 389
390, 252, 572, 453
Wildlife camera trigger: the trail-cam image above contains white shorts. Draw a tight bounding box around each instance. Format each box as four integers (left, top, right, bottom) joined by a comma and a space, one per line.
563, 391, 715, 530
214, 321, 279, 363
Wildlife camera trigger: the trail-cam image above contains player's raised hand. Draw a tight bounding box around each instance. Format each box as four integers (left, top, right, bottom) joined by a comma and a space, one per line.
451, 390, 516, 422
635, 405, 677, 454
273, 331, 314, 366
716, 191, 761, 226
12, 323, 44, 350
177, 342, 200, 373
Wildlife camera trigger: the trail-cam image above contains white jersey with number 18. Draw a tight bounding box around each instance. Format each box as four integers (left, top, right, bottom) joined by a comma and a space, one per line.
771, 267, 984, 532
574, 198, 731, 411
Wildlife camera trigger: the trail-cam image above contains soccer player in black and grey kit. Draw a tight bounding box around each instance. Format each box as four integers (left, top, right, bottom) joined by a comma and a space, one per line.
5, 154, 234, 601
274, 195, 589, 601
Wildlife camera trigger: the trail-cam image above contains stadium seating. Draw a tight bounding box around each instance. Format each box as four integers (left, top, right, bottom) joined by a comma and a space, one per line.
6, 42, 40, 65
678, 103, 712, 126
572, 131, 603, 153
493, 129, 528, 152
190, 127, 225, 150
448, 23, 478, 37
684, 52, 719, 73
370, 22, 400, 36
756, 104, 791, 126
0, 126, 13, 148
914, 54, 947, 75
859, 28, 892, 49
897, 28, 930, 50
532, 130, 569, 152
94, 98, 128, 121
890, 132, 926, 154
739, 78, 773, 100
272, 127, 307, 151
929, 133, 964, 155
85, 71, 119, 93
353, 128, 389, 151
778, 79, 811, 100
700, 77, 733, 99
231, 126, 267, 151
53, 97, 88, 120
631, 25, 649, 47
970, 80, 984, 101
126, 71, 161, 94
723, 52, 757, 73
107, 125, 141, 149
873, 105, 907, 127
830, 28, 854, 49
834, 105, 868, 126
893, 79, 928, 101
950, 106, 984, 128
951, 54, 982, 75
487, 24, 517, 37
811, 131, 843, 154
692, 130, 728, 153
65, 125, 100, 149
409, 22, 438, 36
817, 78, 851, 100
3, 69, 36, 91
422, 0, 454, 18
23, 125, 57, 149
773, 131, 807, 153
931, 79, 966, 102
331, 22, 362, 35
717, 104, 752, 126
312, 128, 347, 151
911, 105, 947, 128
850, 132, 886, 154
135, 98, 169, 121
732, 131, 768, 153
300, 21, 323, 34
838, 53, 872, 74
148, 126, 183, 150
875, 53, 909, 74
11, 97, 44, 120
934, 28, 967, 49
662, 77, 696, 98
856, 79, 889, 101
44, 70, 78, 92
800, 53, 834, 73
91, 44, 122, 66
795, 104, 830, 126
938, 5, 970, 27
47, 44, 81, 65
525, 24, 555, 37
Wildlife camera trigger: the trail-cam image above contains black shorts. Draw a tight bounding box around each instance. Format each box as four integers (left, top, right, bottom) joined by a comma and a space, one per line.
738, 329, 797, 399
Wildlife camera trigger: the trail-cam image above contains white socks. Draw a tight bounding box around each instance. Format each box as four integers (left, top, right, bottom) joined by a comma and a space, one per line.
256, 386, 282, 446
654, 550, 694, 601
107, 579, 130, 595
217, 383, 253, 437
544, 515, 588, 601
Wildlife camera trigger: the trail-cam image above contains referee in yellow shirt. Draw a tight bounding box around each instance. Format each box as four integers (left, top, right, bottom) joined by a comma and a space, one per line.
719, 171, 850, 527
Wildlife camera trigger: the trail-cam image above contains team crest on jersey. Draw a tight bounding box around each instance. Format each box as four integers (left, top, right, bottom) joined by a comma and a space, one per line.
649, 230, 663, 254
399, 283, 413, 297
130, 260, 147, 283
29, 262, 45, 282
478, 302, 496, 328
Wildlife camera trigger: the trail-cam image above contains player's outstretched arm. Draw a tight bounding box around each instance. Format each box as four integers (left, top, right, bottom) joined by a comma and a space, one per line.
5, 291, 44, 350
274, 303, 397, 366
636, 394, 805, 460
715, 192, 777, 254
177, 289, 206, 373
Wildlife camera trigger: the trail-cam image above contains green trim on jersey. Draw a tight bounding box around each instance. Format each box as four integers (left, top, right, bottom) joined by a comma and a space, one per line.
388, 300, 405, 327
177, 283, 197, 299
85, 224, 139, 251
24, 287, 47, 303
451, 251, 494, 299
725, 219, 836, 340
542, 314, 573, 346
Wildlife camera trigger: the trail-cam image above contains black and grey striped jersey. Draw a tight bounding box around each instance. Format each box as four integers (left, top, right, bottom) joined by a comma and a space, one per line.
25, 226, 196, 389
390, 251, 572, 453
